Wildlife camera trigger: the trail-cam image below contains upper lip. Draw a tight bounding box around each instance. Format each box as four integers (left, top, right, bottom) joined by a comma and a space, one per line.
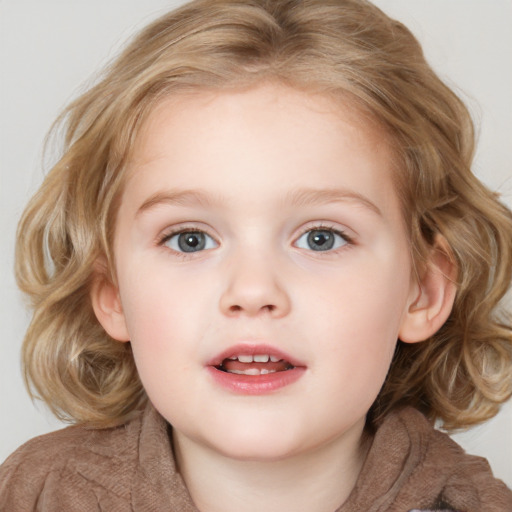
206, 343, 306, 368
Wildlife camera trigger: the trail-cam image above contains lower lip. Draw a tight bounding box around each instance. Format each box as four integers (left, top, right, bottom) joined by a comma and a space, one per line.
206, 366, 306, 395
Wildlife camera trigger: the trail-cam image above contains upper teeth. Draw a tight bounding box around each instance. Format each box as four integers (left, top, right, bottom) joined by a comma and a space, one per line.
228, 368, 277, 375
229, 354, 281, 363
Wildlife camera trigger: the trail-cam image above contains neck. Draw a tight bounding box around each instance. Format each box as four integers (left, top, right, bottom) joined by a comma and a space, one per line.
173, 423, 370, 512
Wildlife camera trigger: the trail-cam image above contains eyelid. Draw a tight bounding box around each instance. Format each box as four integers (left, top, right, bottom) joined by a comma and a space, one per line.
294, 222, 354, 242
157, 224, 219, 249
155, 221, 354, 255
292, 223, 354, 251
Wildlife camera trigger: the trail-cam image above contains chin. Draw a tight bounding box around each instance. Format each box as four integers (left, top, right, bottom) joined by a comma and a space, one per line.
205, 424, 308, 462
218, 442, 303, 463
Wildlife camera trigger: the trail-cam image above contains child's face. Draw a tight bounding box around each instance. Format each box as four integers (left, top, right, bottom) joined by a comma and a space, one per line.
108, 84, 419, 461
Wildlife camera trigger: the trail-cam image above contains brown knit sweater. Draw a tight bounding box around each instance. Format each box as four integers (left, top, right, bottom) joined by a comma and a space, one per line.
1, 404, 510, 511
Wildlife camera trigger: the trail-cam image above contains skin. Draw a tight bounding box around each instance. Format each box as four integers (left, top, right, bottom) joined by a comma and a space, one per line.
93, 84, 455, 512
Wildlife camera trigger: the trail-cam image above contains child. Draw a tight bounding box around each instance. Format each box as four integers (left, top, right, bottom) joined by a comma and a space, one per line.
1, 0, 511, 510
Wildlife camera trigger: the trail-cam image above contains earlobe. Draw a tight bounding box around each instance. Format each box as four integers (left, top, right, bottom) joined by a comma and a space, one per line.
90, 259, 130, 342
399, 236, 457, 344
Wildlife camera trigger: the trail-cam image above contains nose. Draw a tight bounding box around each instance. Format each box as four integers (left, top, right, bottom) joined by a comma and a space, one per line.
219, 251, 291, 318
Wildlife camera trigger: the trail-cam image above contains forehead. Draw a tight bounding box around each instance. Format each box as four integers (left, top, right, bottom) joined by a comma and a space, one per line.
121, 84, 400, 218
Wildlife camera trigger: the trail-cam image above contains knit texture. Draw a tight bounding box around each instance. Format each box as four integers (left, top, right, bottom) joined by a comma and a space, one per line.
1, 405, 511, 511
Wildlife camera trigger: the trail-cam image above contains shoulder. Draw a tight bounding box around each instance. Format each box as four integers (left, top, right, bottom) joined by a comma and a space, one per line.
347, 408, 511, 511
0, 410, 146, 511
388, 408, 512, 511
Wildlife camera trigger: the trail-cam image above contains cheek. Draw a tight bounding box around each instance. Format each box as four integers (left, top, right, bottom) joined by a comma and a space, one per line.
320, 253, 410, 334
117, 278, 202, 409
117, 264, 218, 366
314, 253, 412, 383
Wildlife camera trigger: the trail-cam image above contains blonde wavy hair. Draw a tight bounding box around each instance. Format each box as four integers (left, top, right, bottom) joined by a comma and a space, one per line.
16, 0, 512, 430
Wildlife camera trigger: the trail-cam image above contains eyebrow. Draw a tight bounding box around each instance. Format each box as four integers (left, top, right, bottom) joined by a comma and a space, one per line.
136, 189, 220, 216
284, 188, 382, 216
136, 187, 382, 216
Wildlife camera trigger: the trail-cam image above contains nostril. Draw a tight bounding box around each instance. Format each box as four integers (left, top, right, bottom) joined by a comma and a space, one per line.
228, 304, 276, 314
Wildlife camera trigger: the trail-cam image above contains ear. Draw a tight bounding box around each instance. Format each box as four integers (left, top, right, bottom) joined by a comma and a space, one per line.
90, 258, 130, 342
399, 235, 457, 343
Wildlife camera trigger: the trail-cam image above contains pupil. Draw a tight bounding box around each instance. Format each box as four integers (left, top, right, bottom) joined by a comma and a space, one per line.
178, 232, 205, 252
308, 230, 334, 251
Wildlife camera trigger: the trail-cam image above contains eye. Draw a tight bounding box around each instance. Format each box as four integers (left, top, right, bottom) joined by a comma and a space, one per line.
163, 230, 218, 253
295, 228, 349, 252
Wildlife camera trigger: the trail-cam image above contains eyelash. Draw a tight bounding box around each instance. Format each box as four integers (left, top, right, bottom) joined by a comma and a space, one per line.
157, 225, 218, 257
158, 228, 205, 244
294, 224, 354, 252
156, 224, 354, 256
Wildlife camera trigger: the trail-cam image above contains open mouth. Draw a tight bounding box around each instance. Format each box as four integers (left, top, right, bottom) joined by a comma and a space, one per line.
216, 354, 295, 376
208, 345, 305, 393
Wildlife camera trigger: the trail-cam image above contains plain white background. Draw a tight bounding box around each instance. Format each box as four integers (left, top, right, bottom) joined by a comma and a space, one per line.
1, 0, 511, 487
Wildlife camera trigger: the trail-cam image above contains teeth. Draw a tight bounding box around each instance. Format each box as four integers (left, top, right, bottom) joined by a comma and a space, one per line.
222, 354, 287, 365
227, 368, 277, 375
233, 354, 273, 363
